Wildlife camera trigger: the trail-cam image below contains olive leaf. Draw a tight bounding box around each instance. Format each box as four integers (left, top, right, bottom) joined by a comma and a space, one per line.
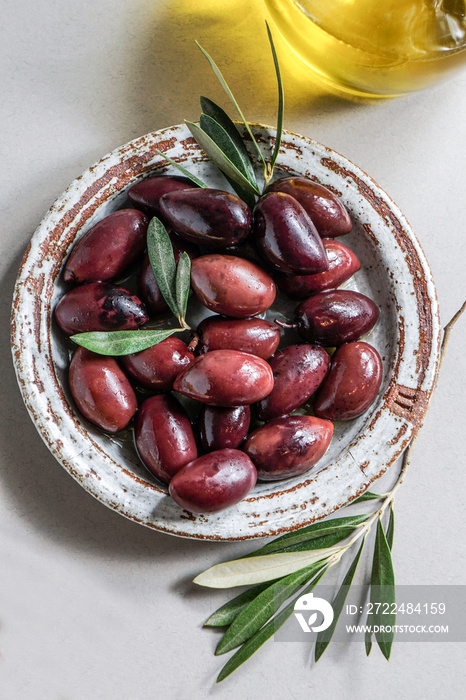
216, 561, 326, 655
185, 121, 260, 195
315, 539, 365, 662
70, 328, 181, 356
369, 518, 396, 660
147, 217, 179, 319
216, 566, 328, 683
350, 491, 383, 505
204, 581, 279, 628
155, 149, 209, 188
175, 252, 191, 324
366, 505, 394, 656
265, 22, 284, 175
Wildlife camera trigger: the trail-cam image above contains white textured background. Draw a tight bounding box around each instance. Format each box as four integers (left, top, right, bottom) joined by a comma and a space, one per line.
1, 1, 465, 698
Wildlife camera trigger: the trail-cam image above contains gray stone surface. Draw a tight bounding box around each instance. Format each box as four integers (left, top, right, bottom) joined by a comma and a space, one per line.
1, 1, 465, 698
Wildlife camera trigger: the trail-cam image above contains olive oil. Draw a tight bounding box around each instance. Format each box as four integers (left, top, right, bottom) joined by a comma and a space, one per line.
265, 0, 466, 96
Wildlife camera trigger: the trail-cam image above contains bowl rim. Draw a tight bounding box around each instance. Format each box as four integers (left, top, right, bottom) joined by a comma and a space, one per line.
11, 122, 441, 540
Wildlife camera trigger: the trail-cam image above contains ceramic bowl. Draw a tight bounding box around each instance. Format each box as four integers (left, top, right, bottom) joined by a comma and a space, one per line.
11, 124, 441, 540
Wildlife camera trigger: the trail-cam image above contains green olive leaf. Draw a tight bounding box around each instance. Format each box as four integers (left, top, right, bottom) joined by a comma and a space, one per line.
147, 217, 179, 319
204, 581, 279, 628
350, 491, 383, 505
314, 539, 365, 662
155, 149, 209, 188
175, 252, 191, 323
366, 505, 394, 655
185, 121, 260, 195
369, 518, 396, 660
70, 328, 181, 356
265, 22, 284, 173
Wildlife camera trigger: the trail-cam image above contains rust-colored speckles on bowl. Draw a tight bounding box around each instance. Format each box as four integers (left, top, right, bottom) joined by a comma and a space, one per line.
10, 123, 440, 541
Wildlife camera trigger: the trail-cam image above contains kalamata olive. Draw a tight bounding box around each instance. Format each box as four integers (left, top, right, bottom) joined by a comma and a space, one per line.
243, 415, 333, 481
55, 282, 149, 335
159, 188, 252, 247
275, 239, 361, 299
314, 342, 383, 421
69, 347, 137, 432
134, 394, 198, 484
121, 337, 194, 390
190, 254, 276, 318
138, 232, 199, 315
253, 191, 329, 274
265, 177, 352, 237
197, 316, 281, 359
256, 344, 330, 421
198, 405, 251, 451
173, 349, 274, 406
169, 449, 257, 513
127, 175, 197, 216
63, 209, 148, 284
295, 289, 379, 346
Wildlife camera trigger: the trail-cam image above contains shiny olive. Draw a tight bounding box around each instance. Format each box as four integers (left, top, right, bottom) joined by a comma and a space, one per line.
64, 209, 148, 284
265, 177, 352, 237
159, 188, 252, 247
197, 316, 281, 359
198, 405, 251, 451
173, 349, 274, 406
121, 337, 194, 390
275, 239, 361, 299
55, 282, 148, 336
256, 344, 330, 421
253, 191, 329, 274
134, 394, 198, 484
69, 347, 137, 432
243, 415, 333, 481
127, 175, 197, 217
138, 232, 199, 315
314, 342, 383, 420
190, 254, 276, 318
169, 449, 257, 513
295, 289, 379, 346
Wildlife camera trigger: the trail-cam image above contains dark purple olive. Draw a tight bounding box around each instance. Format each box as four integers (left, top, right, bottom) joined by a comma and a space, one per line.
159, 188, 252, 247
198, 405, 251, 451
265, 177, 352, 237
69, 347, 137, 432
169, 449, 257, 513
314, 342, 383, 421
173, 349, 274, 406
121, 337, 194, 390
64, 209, 148, 284
243, 415, 333, 481
197, 316, 281, 359
295, 289, 379, 346
55, 282, 149, 336
275, 239, 361, 299
256, 344, 330, 421
253, 191, 329, 274
138, 232, 199, 315
134, 394, 198, 484
190, 254, 276, 318
127, 175, 197, 216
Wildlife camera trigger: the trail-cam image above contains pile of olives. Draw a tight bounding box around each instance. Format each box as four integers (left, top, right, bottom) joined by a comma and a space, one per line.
55, 173, 382, 515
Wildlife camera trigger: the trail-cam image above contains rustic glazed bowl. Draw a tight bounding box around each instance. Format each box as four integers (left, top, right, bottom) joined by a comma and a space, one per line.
11, 124, 440, 540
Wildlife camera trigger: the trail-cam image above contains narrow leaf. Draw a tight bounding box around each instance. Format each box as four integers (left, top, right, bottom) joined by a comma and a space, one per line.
196, 42, 267, 173
70, 328, 181, 356
386, 503, 395, 551
241, 514, 369, 558
243, 528, 356, 557
216, 567, 328, 682
193, 547, 339, 589
265, 22, 284, 171
314, 539, 365, 661
350, 491, 383, 504
365, 629, 373, 656
155, 149, 208, 188
204, 581, 278, 628
370, 518, 396, 660
175, 252, 191, 322
216, 561, 326, 655
147, 217, 178, 318
185, 121, 260, 195
200, 97, 258, 189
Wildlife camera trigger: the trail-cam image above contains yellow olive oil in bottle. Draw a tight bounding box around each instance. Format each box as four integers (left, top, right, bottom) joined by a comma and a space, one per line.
265, 0, 466, 96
